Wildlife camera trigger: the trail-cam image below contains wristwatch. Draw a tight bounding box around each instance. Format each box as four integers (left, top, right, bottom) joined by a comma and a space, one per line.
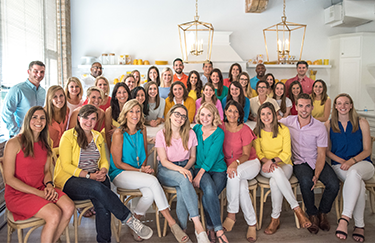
85, 172, 91, 179
236, 159, 240, 165
271, 158, 276, 163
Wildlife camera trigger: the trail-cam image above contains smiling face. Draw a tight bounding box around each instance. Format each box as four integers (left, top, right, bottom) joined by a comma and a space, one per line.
90, 63, 103, 77
297, 64, 308, 77
313, 81, 323, 96
78, 112, 98, 132
260, 107, 273, 126
30, 109, 47, 134
266, 75, 274, 87
135, 89, 146, 104
173, 60, 184, 75
170, 107, 187, 128
162, 71, 173, 84
257, 82, 268, 96
203, 63, 213, 76
335, 96, 353, 116
296, 98, 313, 120
256, 64, 266, 77
126, 105, 141, 126
239, 74, 249, 88
189, 73, 198, 86
291, 84, 301, 97
230, 85, 240, 99
133, 71, 140, 84
149, 68, 158, 82
52, 89, 65, 109
148, 84, 158, 99
116, 86, 128, 105
203, 86, 215, 100
172, 84, 184, 100
28, 64, 45, 86
68, 81, 81, 97
125, 77, 136, 91
225, 105, 239, 123
210, 72, 220, 84
199, 108, 214, 127
87, 90, 102, 107
97, 78, 109, 95
231, 66, 240, 80
274, 83, 285, 98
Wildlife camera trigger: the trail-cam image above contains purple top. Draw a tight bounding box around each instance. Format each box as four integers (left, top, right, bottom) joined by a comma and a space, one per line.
279, 115, 327, 169
195, 98, 224, 121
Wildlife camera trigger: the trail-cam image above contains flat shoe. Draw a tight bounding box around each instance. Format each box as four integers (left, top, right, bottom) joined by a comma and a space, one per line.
222, 217, 235, 232
195, 231, 210, 243
170, 223, 192, 243
247, 225, 257, 243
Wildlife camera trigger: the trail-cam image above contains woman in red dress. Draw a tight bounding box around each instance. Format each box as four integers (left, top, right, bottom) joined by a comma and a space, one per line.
3, 106, 74, 243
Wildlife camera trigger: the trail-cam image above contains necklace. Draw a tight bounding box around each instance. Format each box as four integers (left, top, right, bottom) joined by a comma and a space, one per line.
128, 131, 140, 167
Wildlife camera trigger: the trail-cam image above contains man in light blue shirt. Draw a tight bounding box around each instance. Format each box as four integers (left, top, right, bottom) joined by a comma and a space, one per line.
250, 64, 266, 90
2, 61, 46, 137
201, 61, 213, 86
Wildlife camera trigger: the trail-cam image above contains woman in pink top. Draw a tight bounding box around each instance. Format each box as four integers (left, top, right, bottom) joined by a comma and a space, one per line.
155, 104, 210, 243
195, 83, 224, 121
220, 100, 260, 243
45, 85, 69, 149
223, 63, 242, 87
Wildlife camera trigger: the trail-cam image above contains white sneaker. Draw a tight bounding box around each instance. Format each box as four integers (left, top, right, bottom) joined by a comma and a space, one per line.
195, 231, 210, 243
125, 215, 153, 240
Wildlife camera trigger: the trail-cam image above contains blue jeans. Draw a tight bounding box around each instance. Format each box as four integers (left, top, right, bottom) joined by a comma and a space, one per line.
157, 160, 199, 230
193, 168, 227, 232
293, 162, 340, 216
63, 176, 131, 243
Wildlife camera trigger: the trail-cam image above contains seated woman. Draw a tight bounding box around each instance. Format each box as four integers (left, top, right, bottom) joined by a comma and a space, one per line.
253, 102, 311, 235
195, 83, 224, 121
193, 103, 229, 243
131, 70, 141, 87
110, 100, 190, 243
164, 81, 196, 123
264, 73, 276, 97
187, 70, 203, 101
222, 81, 250, 122
54, 104, 153, 242
4, 106, 75, 243
325, 94, 374, 242
155, 104, 210, 243
311, 80, 331, 122
144, 81, 165, 127
159, 67, 173, 99
82, 76, 112, 111
209, 69, 228, 102
220, 100, 260, 243
45, 85, 69, 149
69, 86, 105, 131
239, 72, 257, 99
132, 86, 149, 117
65, 77, 84, 120
124, 74, 137, 92
223, 63, 241, 87
272, 82, 292, 118
105, 82, 131, 150
146, 66, 161, 86
288, 81, 303, 116
250, 80, 280, 121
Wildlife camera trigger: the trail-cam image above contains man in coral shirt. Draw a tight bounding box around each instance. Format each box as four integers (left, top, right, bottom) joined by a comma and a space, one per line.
285, 61, 314, 97
172, 58, 188, 88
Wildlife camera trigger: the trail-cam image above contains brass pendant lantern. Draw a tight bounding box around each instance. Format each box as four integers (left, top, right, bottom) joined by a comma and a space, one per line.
263, 0, 307, 64
178, 0, 214, 63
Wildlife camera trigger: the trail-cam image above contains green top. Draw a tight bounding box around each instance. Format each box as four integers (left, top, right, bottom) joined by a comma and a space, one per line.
215, 86, 228, 102
193, 124, 227, 172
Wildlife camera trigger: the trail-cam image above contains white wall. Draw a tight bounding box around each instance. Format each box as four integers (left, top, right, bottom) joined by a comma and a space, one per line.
71, 0, 371, 78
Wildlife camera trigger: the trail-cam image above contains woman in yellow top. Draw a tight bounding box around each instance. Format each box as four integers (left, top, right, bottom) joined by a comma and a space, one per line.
311, 79, 331, 122
54, 104, 152, 242
254, 102, 311, 235
239, 72, 257, 99
187, 70, 203, 101
164, 81, 196, 123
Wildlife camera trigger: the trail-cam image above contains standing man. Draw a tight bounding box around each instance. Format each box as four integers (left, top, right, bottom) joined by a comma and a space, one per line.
201, 61, 213, 86
279, 93, 339, 235
2, 61, 46, 137
172, 58, 188, 88
82, 62, 103, 95
250, 63, 266, 90
285, 61, 314, 97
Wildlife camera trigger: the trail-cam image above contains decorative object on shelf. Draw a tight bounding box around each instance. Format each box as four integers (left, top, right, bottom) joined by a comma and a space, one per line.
245, 0, 268, 13
101, 53, 109, 65
263, 0, 307, 64
178, 0, 214, 63
309, 70, 317, 81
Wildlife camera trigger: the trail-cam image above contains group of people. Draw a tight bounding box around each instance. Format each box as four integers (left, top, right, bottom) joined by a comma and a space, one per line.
1, 59, 373, 243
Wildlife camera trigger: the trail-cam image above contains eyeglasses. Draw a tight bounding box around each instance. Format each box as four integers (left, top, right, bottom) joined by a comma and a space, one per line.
92, 66, 104, 70
258, 86, 267, 89
172, 111, 188, 121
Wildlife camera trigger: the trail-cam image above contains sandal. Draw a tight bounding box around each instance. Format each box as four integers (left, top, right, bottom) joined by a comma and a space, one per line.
170, 223, 192, 243
90, 207, 96, 215
217, 231, 229, 243
335, 217, 349, 240
78, 208, 93, 217
207, 230, 216, 243
222, 217, 235, 232
352, 226, 365, 242
246, 225, 257, 243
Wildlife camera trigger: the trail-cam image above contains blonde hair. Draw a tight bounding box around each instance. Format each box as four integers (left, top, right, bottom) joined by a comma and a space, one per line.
330, 93, 359, 133
195, 102, 222, 127
65, 77, 83, 99
164, 104, 190, 150
95, 76, 110, 96
118, 99, 145, 132
45, 85, 68, 125
239, 72, 254, 98
131, 70, 141, 86
160, 67, 173, 87
87, 86, 104, 102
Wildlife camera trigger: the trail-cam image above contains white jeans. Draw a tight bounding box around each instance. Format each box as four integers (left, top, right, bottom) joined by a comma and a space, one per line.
260, 164, 299, 218
113, 171, 169, 216
226, 159, 260, 226
333, 161, 374, 227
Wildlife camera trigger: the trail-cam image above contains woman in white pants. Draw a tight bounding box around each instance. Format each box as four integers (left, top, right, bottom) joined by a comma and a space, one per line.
325, 93, 374, 243
109, 99, 191, 243
253, 102, 311, 234
219, 100, 260, 243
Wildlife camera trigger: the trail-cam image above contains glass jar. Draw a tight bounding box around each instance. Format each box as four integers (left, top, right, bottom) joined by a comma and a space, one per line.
109, 53, 115, 65
101, 54, 108, 65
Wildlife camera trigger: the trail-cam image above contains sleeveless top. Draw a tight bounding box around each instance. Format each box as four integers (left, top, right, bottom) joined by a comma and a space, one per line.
312, 98, 329, 119
330, 120, 372, 165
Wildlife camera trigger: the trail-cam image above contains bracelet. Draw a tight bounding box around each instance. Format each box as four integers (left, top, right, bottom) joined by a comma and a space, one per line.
45, 181, 54, 187
352, 157, 357, 163
139, 168, 142, 172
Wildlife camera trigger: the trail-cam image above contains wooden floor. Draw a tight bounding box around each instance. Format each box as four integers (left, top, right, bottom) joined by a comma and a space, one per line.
0, 195, 374, 243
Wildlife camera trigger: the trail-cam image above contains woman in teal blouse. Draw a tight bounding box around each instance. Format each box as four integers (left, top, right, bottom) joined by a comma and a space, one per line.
193, 102, 228, 243
209, 68, 228, 102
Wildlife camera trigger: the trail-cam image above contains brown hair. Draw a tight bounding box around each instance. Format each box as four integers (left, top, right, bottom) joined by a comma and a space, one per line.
201, 83, 218, 105
209, 68, 224, 96
163, 104, 191, 150
311, 79, 328, 106
330, 93, 359, 133
75, 105, 98, 149
168, 81, 188, 101
254, 102, 281, 138
288, 81, 303, 104
272, 82, 287, 114
45, 85, 68, 126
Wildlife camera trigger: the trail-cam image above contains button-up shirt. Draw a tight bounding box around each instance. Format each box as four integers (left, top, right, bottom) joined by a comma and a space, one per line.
1, 79, 46, 136
173, 73, 188, 88
200, 74, 209, 86
285, 75, 315, 97
279, 115, 327, 169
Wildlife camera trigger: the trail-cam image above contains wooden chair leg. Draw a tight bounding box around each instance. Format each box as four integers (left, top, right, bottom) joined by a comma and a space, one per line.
7, 225, 12, 243
17, 229, 22, 243
154, 204, 162, 237
293, 186, 300, 229
198, 191, 206, 231
65, 225, 71, 243
74, 209, 79, 243
370, 191, 375, 213
252, 188, 258, 230
258, 187, 264, 230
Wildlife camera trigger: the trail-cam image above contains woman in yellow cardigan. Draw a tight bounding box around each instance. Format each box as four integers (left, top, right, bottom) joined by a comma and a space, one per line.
54, 104, 152, 242
164, 81, 196, 123
253, 102, 311, 235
